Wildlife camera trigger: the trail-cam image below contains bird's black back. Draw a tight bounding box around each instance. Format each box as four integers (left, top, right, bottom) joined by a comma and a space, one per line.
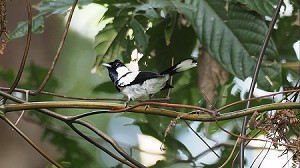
118, 71, 162, 87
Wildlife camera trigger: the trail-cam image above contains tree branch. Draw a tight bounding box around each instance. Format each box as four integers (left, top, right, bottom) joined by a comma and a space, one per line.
0, 114, 62, 168
1, 100, 299, 121
1, 0, 32, 103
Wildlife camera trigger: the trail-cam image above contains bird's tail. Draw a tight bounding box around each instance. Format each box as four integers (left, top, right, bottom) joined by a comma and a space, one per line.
160, 58, 197, 76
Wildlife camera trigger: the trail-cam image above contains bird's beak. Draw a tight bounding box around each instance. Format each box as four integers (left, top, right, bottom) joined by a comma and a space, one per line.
102, 63, 111, 68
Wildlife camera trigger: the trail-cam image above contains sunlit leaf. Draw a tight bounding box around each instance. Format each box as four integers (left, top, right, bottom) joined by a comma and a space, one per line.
93, 14, 129, 72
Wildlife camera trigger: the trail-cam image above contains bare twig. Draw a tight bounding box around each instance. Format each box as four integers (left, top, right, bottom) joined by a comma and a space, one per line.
68, 123, 138, 168
212, 116, 298, 149
250, 139, 268, 167
184, 120, 220, 158
240, 0, 284, 167
217, 89, 300, 112
0, 115, 62, 168
31, 0, 78, 94
73, 120, 145, 168
0, 90, 145, 167
1, 0, 32, 103
14, 90, 29, 125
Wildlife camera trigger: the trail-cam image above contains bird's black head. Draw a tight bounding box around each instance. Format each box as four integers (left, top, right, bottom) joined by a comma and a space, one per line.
102, 59, 127, 86
102, 59, 125, 70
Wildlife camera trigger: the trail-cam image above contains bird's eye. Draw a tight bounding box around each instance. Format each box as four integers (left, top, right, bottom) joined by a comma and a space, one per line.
116, 62, 121, 67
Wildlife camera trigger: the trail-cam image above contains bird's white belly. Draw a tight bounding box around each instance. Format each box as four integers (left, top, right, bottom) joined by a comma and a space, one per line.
120, 76, 169, 100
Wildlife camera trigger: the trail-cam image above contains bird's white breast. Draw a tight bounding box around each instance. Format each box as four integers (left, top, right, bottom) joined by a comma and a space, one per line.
119, 75, 170, 100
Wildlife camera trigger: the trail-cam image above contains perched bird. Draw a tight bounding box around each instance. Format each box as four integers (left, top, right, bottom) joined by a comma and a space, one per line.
102, 58, 197, 105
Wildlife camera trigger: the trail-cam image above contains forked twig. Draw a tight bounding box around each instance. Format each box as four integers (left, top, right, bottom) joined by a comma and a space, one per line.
239, 0, 284, 167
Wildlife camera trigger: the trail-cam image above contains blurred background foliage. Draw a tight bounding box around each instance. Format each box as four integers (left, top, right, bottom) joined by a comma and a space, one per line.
0, 0, 299, 167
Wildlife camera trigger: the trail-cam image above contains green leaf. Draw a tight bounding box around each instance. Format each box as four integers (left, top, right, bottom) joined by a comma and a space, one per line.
273, 15, 300, 61
0, 68, 16, 85
9, 15, 44, 40
122, 113, 193, 160
190, 0, 280, 90
143, 21, 197, 73
34, 0, 93, 15
171, 70, 200, 108
93, 14, 129, 72
129, 18, 149, 53
151, 0, 196, 22
164, 12, 177, 46
134, 4, 160, 21
171, 0, 196, 21
235, 0, 277, 17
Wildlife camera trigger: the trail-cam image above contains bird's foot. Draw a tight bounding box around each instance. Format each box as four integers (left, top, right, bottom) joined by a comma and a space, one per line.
124, 101, 129, 107
124, 98, 133, 107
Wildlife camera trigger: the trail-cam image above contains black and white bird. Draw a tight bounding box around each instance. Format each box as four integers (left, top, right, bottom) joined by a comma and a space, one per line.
102, 58, 197, 105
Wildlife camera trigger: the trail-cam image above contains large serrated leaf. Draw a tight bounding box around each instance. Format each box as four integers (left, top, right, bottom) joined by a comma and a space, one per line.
93, 15, 129, 71
9, 15, 44, 40
189, 0, 280, 90
236, 0, 277, 17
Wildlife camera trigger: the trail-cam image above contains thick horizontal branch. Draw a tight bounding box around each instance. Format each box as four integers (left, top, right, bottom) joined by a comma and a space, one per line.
2, 101, 299, 121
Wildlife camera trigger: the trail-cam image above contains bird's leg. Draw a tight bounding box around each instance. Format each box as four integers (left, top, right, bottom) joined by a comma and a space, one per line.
144, 94, 153, 109
124, 97, 132, 107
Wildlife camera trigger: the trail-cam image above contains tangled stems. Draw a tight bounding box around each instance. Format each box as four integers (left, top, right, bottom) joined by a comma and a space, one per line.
0, 91, 145, 168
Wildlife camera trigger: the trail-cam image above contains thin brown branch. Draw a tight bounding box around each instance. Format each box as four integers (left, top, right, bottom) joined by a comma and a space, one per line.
217, 88, 300, 112
0, 115, 62, 168
0, 90, 145, 167
1, 100, 299, 122
68, 123, 138, 168
31, 0, 78, 94
240, 0, 284, 166
212, 115, 298, 149
167, 57, 174, 98
72, 120, 145, 168
184, 120, 220, 158
2, 0, 32, 102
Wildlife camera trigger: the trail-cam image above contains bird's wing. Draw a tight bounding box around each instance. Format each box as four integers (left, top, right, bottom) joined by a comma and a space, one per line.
117, 71, 162, 87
